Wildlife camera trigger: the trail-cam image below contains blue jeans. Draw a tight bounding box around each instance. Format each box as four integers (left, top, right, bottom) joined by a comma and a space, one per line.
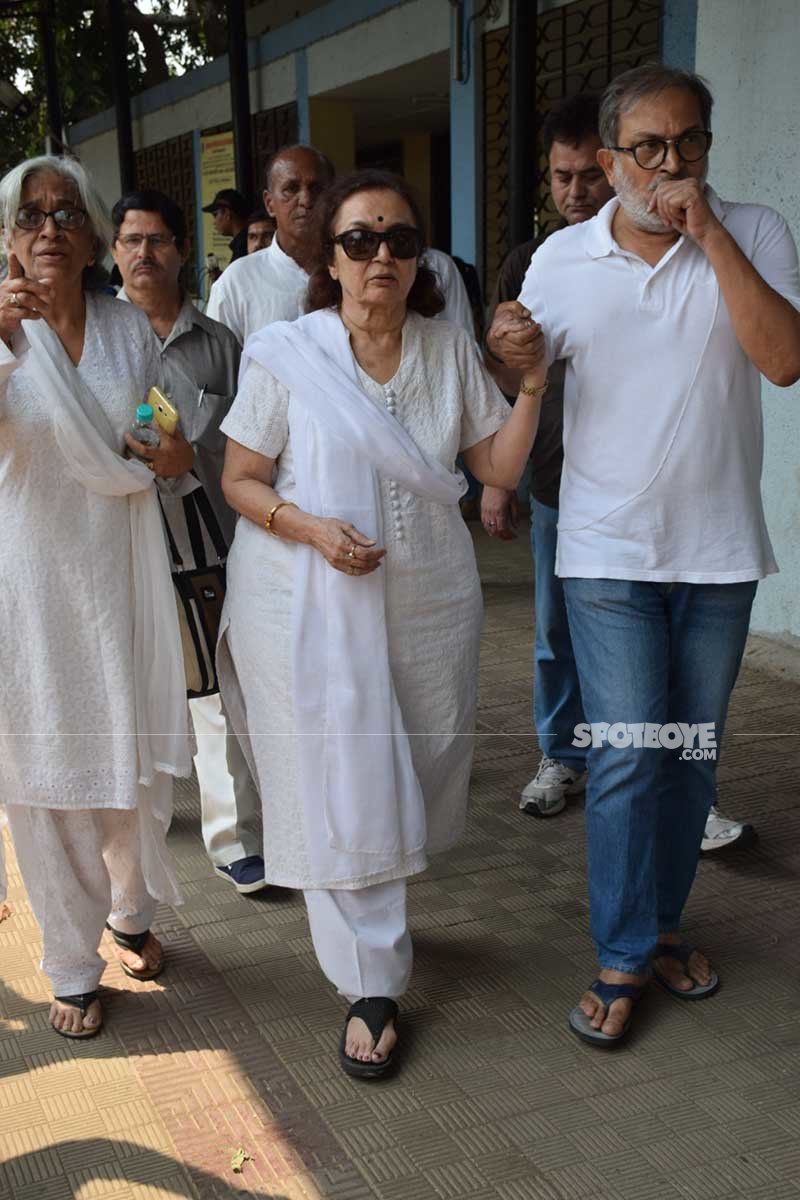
563, 577, 757, 974
530, 499, 586, 770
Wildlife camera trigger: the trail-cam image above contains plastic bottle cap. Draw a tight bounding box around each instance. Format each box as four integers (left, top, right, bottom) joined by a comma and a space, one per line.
136, 403, 154, 421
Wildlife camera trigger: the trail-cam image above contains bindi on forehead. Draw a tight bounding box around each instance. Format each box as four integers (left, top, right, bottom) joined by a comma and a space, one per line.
377, 215, 384, 223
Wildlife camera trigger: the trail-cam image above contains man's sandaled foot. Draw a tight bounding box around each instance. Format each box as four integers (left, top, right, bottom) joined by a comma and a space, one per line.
339, 997, 398, 1079
50, 992, 103, 1039
653, 937, 719, 999
568, 971, 647, 1047
105, 923, 163, 981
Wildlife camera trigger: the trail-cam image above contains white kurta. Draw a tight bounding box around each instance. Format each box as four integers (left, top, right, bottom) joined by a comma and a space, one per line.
220, 312, 510, 890
0, 293, 163, 810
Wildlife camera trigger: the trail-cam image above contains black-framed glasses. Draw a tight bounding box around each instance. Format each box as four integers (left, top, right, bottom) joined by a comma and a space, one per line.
331, 226, 423, 261
116, 233, 176, 251
609, 130, 712, 170
15, 206, 88, 231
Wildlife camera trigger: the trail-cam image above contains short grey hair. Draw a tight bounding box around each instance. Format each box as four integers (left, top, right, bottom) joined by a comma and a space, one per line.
599, 65, 714, 147
0, 155, 113, 264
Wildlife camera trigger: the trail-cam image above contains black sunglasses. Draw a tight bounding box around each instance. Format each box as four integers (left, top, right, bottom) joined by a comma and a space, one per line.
331, 225, 423, 261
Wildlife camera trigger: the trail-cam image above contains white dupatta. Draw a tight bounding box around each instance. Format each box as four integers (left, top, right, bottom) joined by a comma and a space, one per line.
23, 319, 192, 784
241, 309, 466, 872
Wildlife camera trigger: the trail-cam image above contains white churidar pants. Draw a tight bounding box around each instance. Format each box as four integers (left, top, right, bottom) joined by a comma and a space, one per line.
7, 803, 158, 996
304, 879, 412, 1003
190, 693, 261, 867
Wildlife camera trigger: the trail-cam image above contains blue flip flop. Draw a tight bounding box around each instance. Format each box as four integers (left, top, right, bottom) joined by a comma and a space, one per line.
568, 978, 645, 1047
652, 941, 720, 999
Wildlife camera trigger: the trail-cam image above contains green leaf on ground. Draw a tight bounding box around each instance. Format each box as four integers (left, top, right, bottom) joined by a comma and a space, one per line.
230, 1147, 252, 1174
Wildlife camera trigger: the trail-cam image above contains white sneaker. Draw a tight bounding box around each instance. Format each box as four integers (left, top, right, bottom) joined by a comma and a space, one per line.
701, 805, 756, 853
519, 756, 588, 817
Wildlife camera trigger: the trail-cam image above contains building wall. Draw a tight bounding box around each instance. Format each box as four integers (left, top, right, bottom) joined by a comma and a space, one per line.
695, 0, 800, 643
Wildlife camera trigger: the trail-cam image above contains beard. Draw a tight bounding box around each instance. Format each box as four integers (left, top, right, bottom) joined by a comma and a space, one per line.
612, 160, 708, 233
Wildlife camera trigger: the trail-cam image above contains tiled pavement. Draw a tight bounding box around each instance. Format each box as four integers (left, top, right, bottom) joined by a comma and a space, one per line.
2, 523, 799, 1200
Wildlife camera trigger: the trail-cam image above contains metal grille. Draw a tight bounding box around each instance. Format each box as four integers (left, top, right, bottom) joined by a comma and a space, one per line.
252, 102, 299, 191
135, 132, 198, 285
483, 0, 661, 298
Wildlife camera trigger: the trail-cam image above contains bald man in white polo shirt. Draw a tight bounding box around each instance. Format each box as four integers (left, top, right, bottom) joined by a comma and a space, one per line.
488, 65, 800, 1047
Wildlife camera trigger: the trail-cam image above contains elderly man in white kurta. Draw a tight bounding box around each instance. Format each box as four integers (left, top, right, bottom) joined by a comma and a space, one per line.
0, 156, 192, 1040
207, 143, 476, 342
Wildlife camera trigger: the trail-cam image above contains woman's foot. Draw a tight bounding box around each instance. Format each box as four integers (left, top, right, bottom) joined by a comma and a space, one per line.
50, 994, 102, 1038
578, 968, 649, 1037
653, 932, 713, 992
339, 998, 399, 1078
111, 930, 163, 980
345, 1012, 397, 1064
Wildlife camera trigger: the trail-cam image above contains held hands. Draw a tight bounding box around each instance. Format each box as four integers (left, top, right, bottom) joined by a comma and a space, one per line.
647, 178, 721, 243
481, 487, 519, 540
486, 301, 547, 375
124, 423, 195, 477
0, 252, 54, 344
310, 517, 386, 577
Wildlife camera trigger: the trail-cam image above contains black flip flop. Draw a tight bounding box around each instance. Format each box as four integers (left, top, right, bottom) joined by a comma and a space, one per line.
105, 923, 163, 981
653, 940, 719, 999
52, 991, 102, 1039
338, 997, 399, 1079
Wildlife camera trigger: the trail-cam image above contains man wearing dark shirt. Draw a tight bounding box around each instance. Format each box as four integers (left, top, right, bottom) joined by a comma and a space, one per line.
202, 188, 250, 264
484, 94, 757, 854
484, 94, 612, 817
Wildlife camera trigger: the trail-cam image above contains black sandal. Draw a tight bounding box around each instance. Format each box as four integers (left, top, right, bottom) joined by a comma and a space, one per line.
105, 923, 163, 980
51, 991, 102, 1039
338, 997, 399, 1079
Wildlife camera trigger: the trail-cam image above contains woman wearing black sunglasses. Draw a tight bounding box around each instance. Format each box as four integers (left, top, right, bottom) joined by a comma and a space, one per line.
220, 170, 546, 1078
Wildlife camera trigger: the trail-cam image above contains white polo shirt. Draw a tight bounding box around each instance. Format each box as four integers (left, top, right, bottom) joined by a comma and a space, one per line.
520, 187, 800, 583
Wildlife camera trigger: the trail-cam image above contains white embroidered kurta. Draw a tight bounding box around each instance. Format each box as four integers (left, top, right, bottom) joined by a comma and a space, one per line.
220, 312, 510, 889
0, 294, 164, 810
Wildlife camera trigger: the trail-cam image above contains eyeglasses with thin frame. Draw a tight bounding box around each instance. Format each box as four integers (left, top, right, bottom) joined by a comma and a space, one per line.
330, 226, 423, 261
116, 233, 177, 251
609, 129, 713, 170
15, 206, 87, 231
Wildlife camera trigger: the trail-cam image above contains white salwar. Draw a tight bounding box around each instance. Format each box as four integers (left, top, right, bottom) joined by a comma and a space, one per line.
219, 310, 510, 997
0, 294, 192, 994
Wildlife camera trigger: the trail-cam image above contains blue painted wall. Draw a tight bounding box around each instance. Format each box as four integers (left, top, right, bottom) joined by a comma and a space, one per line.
449, 0, 480, 267
661, 0, 698, 69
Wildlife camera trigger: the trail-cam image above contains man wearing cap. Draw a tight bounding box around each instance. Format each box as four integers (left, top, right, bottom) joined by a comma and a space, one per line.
203, 188, 250, 265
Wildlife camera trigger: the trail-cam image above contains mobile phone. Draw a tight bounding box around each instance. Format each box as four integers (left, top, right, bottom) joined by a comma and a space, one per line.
147, 386, 180, 436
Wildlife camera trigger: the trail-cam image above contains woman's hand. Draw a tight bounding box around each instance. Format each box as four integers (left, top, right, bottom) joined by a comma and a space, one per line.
0, 252, 53, 346
308, 517, 386, 576
124, 423, 195, 477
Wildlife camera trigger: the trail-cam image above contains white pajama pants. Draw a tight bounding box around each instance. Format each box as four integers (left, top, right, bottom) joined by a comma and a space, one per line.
190, 693, 261, 867
7, 804, 157, 996
304, 879, 412, 1003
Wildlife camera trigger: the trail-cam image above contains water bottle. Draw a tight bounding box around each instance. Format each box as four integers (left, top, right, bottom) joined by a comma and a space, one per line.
129, 402, 160, 462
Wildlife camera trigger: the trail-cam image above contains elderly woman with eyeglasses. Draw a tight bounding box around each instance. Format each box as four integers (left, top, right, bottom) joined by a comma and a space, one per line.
219, 169, 547, 1078
0, 156, 194, 1039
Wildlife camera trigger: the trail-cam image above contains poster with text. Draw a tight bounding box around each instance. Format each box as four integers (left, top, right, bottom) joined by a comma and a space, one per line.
200, 129, 236, 270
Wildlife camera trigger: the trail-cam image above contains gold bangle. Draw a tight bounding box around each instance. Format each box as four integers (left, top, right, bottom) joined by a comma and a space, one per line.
519, 377, 548, 398
264, 499, 297, 536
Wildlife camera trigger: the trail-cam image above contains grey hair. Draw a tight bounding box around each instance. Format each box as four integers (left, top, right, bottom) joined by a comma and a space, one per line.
0, 155, 113, 267
599, 65, 714, 147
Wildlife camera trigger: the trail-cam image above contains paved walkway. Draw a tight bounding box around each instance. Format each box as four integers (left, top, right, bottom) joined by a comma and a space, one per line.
2, 524, 799, 1200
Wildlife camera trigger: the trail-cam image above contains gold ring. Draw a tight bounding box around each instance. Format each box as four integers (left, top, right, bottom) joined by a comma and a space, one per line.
147, 462, 156, 472
348, 543, 357, 559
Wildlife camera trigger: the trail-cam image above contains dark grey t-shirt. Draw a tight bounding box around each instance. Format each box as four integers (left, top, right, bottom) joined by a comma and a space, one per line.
487, 233, 565, 509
